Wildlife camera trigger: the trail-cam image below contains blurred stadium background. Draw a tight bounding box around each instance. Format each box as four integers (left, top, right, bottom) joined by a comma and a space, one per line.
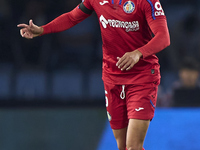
0, 0, 200, 149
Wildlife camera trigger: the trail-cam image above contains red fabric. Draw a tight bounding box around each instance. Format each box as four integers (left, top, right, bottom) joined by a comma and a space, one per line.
40, 0, 170, 85
138, 18, 170, 58
138, 0, 170, 58
104, 79, 159, 129
83, 0, 170, 84
41, 6, 90, 35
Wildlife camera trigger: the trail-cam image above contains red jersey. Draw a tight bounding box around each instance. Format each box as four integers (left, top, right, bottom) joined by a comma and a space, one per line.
42, 0, 170, 85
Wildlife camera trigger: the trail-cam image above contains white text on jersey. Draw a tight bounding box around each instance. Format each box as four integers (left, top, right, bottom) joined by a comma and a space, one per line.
154, 2, 165, 16
99, 15, 139, 32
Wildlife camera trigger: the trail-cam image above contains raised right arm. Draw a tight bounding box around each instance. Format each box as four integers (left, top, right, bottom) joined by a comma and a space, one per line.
41, 3, 93, 35
17, 3, 93, 39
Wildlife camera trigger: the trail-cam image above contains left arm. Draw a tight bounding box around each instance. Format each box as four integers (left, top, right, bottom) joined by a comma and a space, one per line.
117, 0, 170, 71
137, 18, 170, 58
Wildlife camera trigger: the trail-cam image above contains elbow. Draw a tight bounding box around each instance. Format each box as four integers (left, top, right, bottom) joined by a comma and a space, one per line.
166, 32, 171, 47
155, 28, 171, 50
165, 38, 170, 49
163, 31, 170, 49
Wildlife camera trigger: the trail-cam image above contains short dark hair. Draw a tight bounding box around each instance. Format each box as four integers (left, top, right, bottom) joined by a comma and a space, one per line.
180, 57, 200, 71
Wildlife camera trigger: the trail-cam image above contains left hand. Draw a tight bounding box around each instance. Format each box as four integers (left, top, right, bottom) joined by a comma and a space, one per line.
116, 50, 142, 71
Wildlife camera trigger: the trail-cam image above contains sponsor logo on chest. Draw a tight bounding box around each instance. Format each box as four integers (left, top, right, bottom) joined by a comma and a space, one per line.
99, 15, 139, 32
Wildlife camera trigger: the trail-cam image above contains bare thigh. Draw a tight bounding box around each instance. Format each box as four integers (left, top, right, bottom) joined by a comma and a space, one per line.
126, 119, 150, 149
112, 127, 127, 150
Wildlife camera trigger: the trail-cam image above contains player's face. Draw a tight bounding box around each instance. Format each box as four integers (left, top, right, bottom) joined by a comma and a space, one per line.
179, 69, 199, 88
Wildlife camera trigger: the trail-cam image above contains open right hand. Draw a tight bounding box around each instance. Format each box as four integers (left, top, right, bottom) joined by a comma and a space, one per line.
17, 19, 43, 39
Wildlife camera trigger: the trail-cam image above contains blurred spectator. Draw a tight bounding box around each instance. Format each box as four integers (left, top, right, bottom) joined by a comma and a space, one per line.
171, 57, 200, 107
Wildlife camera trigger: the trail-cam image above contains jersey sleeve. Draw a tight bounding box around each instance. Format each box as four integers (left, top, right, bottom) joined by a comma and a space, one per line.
41, 4, 92, 35
144, 0, 166, 25
82, 0, 94, 11
137, 0, 170, 58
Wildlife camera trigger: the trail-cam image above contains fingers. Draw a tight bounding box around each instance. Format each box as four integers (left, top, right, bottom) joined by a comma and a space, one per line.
117, 57, 129, 70
20, 29, 24, 37
20, 28, 28, 37
29, 19, 34, 27
20, 28, 33, 39
116, 53, 137, 71
118, 58, 134, 71
17, 19, 34, 28
18, 20, 34, 39
116, 56, 126, 67
126, 63, 134, 71
121, 59, 132, 71
17, 23, 29, 28
29, 19, 32, 25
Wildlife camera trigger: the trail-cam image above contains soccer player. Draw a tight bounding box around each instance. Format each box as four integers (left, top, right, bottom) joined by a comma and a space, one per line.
17, 0, 170, 149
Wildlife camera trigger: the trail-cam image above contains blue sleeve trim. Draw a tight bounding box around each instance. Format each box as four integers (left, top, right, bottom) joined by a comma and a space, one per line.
150, 99, 156, 109
112, 0, 114, 4
119, 0, 122, 5
146, 0, 156, 20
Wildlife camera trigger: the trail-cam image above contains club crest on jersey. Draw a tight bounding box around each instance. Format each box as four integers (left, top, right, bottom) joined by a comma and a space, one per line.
123, 1, 135, 13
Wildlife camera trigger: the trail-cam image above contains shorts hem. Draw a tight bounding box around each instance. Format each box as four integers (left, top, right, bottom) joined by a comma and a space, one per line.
128, 115, 154, 121
110, 123, 128, 130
